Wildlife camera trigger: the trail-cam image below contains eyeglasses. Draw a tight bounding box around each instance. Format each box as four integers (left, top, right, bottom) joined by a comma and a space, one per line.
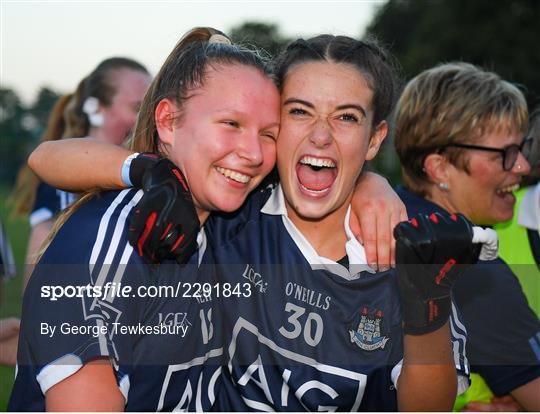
443, 136, 533, 171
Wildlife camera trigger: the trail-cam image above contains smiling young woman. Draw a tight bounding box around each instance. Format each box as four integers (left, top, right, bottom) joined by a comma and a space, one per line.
9, 27, 281, 412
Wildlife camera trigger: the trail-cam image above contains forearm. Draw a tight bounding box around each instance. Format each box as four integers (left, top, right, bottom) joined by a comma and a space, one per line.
511, 377, 540, 411
29, 138, 133, 191
23, 220, 53, 293
397, 322, 457, 411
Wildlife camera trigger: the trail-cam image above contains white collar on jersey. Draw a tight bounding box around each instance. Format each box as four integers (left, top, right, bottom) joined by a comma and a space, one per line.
518, 183, 540, 231
261, 184, 375, 280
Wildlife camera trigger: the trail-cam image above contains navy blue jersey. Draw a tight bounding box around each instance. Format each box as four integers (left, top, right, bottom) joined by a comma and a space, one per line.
9, 189, 221, 411
206, 185, 469, 411
397, 186, 540, 396
29, 182, 77, 227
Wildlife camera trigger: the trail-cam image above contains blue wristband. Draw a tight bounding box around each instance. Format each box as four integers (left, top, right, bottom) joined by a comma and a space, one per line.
121, 153, 139, 187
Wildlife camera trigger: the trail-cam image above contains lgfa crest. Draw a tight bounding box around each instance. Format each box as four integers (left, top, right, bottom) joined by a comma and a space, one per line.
349, 307, 389, 351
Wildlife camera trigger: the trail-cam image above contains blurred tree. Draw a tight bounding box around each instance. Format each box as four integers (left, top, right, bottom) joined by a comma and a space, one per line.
367, 0, 540, 107
230, 22, 291, 58
0, 87, 60, 187
29, 88, 61, 135
365, 0, 540, 184
0, 89, 26, 127
0, 88, 33, 187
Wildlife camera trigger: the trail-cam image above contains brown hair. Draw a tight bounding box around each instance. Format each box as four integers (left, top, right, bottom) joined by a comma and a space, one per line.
394, 62, 528, 196
274, 34, 399, 129
10, 94, 73, 216
128, 27, 271, 155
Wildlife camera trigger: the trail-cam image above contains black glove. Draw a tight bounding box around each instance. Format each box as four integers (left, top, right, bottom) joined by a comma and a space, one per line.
128, 157, 200, 264
394, 212, 481, 335
129, 152, 160, 188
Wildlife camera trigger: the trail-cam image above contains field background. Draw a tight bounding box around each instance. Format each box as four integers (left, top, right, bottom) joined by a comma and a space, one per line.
0, 186, 29, 410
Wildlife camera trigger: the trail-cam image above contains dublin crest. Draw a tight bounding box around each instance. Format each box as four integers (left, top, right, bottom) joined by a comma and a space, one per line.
349, 307, 389, 351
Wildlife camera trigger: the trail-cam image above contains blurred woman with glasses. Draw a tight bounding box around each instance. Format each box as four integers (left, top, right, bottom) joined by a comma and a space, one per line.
393, 62, 540, 411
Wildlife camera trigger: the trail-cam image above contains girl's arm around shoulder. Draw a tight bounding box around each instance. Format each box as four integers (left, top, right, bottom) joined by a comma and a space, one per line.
29, 138, 133, 191
350, 171, 407, 271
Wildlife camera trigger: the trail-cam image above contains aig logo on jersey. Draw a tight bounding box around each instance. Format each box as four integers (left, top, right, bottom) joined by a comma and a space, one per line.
349, 307, 389, 351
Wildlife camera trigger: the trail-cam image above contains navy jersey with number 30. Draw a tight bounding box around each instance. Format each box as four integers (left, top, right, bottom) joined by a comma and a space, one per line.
206, 185, 469, 411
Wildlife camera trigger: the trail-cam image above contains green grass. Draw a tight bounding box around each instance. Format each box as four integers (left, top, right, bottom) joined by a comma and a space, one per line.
0, 185, 29, 410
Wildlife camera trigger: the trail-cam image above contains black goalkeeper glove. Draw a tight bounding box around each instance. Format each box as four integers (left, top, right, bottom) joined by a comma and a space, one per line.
394, 212, 481, 335
128, 157, 200, 264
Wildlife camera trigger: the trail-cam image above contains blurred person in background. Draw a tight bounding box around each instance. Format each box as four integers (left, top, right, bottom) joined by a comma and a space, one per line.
495, 108, 540, 318
0, 218, 18, 366
10, 57, 151, 291
393, 62, 540, 411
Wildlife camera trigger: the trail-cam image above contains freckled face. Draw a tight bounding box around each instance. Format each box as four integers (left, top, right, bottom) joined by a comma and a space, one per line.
168, 64, 280, 216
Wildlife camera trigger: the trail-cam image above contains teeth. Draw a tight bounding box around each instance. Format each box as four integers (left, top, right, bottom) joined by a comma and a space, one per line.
216, 167, 250, 184
299, 156, 335, 168
300, 183, 331, 194
497, 183, 519, 194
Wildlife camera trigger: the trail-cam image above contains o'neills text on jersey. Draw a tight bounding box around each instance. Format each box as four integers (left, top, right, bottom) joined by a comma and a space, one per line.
285, 282, 331, 310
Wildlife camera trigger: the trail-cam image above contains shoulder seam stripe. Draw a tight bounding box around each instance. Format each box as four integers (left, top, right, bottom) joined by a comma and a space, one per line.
89, 189, 131, 271
450, 303, 469, 374
93, 190, 143, 288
